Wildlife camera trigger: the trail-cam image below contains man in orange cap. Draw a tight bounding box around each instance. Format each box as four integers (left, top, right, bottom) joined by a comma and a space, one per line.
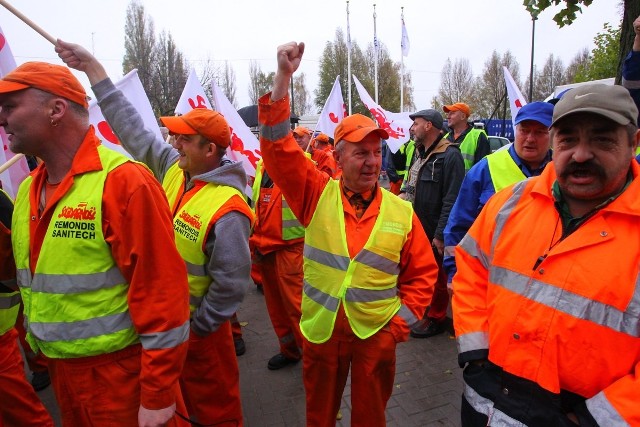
57, 40, 252, 427
310, 133, 338, 177
442, 102, 490, 172
0, 58, 190, 426
259, 41, 437, 427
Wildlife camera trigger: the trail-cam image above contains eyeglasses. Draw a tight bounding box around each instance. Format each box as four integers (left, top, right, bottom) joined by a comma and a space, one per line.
518, 127, 549, 138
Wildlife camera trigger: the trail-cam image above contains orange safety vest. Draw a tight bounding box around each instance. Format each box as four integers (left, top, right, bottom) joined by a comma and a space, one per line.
453, 162, 640, 425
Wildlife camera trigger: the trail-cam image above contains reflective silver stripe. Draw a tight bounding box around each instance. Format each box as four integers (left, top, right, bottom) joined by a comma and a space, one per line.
31, 267, 125, 294
139, 320, 189, 350
354, 249, 399, 276
491, 180, 527, 256
282, 199, 291, 208
304, 244, 350, 271
491, 266, 640, 336
260, 119, 291, 142
185, 260, 207, 277
303, 280, 340, 312
397, 304, 418, 326
444, 245, 456, 257
190, 294, 204, 307
461, 152, 474, 162
16, 269, 31, 288
283, 218, 303, 229
463, 383, 525, 426
457, 331, 489, 354
29, 311, 133, 342
0, 292, 21, 309
0, 278, 17, 288
459, 234, 490, 270
622, 77, 640, 90
586, 391, 629, 427
345, 287, 397, 302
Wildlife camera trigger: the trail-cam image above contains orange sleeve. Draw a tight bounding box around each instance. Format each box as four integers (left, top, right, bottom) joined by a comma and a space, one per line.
258, 93, 329, 226
389, 213, 438, 340
103, 163, 190, 409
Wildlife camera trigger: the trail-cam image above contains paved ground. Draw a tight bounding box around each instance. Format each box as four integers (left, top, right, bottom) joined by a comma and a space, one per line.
33, 284, 463, 427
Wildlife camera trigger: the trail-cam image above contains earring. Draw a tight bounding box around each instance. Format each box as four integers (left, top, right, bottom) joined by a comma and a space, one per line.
50, 120, 58, 127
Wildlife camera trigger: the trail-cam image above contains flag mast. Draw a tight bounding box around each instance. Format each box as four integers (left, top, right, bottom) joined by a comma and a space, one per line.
373, 3, 379, 104
346, 0, 352, 115
400, 7, 404, 112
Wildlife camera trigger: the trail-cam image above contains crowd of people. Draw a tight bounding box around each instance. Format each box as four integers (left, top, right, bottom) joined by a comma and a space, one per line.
0, 15, 639, 427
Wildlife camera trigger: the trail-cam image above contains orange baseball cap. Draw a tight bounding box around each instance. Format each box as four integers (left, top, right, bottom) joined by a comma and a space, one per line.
334, 114, 389, 143
160, 108, 231, 148
292, 126, 312, 137
443, 102, 471, 116
314, 133, 330, 144
0, 62, 88, 108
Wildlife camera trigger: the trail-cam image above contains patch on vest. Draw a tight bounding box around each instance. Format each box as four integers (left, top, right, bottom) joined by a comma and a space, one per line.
174, 211, 201, 242
52, 202, 98, 239
380, 221, 406, 235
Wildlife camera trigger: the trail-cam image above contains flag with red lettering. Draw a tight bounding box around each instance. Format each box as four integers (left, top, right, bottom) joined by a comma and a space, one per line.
503, 66, 527, 127
0, 25, 30, 198
175, 68, 212, 114
352, 75, 412, 153
89, 69, 162, 158
210, 80, 259, 197
315, 76, 346, 139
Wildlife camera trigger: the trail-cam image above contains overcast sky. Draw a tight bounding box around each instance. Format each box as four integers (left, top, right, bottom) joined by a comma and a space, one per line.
0, 0, 623, 111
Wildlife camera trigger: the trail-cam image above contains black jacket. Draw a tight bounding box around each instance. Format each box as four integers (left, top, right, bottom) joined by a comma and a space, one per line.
411, 137, 465, 241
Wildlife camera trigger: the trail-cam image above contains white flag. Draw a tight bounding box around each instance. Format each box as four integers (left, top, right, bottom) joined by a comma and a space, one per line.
210, 81, 259, 197
401, 16, 410, 57
89, 69, 163, 158
352, 75, 412, 153
175, 68, 212, 115
0, 26, 30, 198
315, 76, 346, 139
503, 66, 527, 128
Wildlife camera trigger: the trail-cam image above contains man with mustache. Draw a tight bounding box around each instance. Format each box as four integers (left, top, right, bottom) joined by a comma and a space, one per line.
452, 84, 640, 426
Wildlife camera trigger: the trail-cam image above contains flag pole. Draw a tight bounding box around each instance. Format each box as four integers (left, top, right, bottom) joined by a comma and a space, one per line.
400, 7, 404, 113
346, 1, 352, 115
373, 3, 379, 104
0, 153, 25, 175
0, 0, 56, 45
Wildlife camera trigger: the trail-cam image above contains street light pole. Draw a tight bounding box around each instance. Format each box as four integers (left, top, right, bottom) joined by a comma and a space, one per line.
528, 13, 537, 101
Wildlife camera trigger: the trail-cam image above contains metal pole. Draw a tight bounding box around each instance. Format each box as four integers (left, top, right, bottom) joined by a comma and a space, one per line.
290, 76, 295, 118
373, 3, 378, 104
528, 14, 537, 102
400, 7, 404, 113
347, 0, 352, 115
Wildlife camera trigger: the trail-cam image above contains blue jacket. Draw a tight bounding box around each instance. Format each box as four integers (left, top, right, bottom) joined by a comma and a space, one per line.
443, 144, 551, 282
623, 50, 640, 126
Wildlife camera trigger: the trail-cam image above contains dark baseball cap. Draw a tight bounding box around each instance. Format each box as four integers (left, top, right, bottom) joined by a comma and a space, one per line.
409, 109, 444, 130
551, 84, 638, 127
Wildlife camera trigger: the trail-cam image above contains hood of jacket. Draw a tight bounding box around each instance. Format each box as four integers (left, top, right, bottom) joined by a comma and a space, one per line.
188, 156, 248, 195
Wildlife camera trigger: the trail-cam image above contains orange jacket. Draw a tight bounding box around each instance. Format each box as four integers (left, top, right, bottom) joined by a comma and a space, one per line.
453, 161, 640, 425
311, 148, 338, 178
23, 131, 190, 409
259, 93, 436, 340
250, 162, 304, 255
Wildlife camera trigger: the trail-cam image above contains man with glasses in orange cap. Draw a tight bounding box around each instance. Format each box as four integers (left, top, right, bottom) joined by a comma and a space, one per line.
259, 41, 437, 427
57, 40, 252, 427
443, 102, 490, 172
0, 58, 190, 425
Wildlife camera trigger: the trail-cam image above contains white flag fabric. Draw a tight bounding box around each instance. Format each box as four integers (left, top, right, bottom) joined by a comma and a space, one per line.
175, 68, 212, 115
401, 16, 410, 57
210, 81, 259, 197
89, 69, 163, 158
352, 75, 412, 153
0, 25, 30, 198
315, 76, 346, 139
503, 66, 527, 128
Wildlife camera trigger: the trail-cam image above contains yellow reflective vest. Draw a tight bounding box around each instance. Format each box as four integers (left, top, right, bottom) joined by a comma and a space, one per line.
12, 146, 138, 358
162, 162, 245, 312
301, 181, 413, 343
486, 149, 526, 192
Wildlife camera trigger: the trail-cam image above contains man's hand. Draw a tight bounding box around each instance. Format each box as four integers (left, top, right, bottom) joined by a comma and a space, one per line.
55, 39, 108, 85
634, 15, 640, 37
432, 238, 444, 256
138, 403, 176, 427
271, 42, 305, 101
